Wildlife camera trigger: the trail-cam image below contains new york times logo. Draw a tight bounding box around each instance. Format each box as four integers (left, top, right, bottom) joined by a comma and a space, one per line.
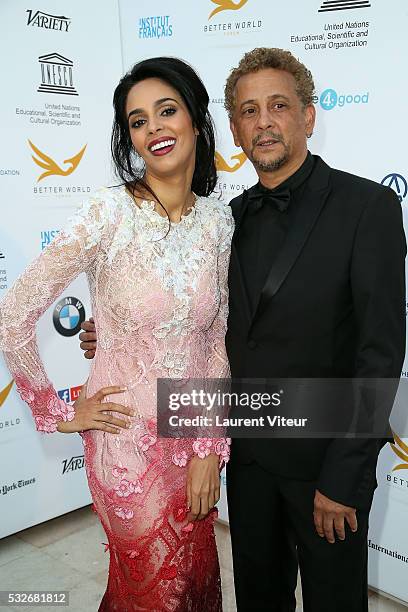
26, 10, 71, 32
138, 16, 173, 39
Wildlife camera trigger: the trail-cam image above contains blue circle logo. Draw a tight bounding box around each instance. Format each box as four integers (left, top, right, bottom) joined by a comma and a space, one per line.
53, 296, 85, 337
381, 173, 408, 203
320, 88, 338, 111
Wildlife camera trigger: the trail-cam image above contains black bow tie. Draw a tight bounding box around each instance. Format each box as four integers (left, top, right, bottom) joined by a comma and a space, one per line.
247, 185, 291, 215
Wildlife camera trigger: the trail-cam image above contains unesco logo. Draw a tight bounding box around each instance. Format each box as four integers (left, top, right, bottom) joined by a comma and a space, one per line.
318, 0, 371, 12
381, 173, 408, 203
319, 88, 369, 110
53, 297, 85, 337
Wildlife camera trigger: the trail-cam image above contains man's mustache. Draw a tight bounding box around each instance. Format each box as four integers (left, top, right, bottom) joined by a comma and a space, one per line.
252, 132, 284, 147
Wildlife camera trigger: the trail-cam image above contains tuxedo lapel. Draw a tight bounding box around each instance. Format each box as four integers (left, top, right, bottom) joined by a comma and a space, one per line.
229, 191, 252, 327
251, 157, 332, 325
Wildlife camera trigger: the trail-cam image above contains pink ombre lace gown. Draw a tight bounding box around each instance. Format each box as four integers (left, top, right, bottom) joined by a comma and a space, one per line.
0, 186, 234, 611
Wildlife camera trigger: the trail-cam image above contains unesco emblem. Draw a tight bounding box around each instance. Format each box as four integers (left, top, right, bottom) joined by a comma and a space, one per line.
53, 297, 85, 337
381, 173, 408, 203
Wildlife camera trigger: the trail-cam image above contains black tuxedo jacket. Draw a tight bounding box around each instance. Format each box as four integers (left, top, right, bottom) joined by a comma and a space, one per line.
226, 155, 406, 510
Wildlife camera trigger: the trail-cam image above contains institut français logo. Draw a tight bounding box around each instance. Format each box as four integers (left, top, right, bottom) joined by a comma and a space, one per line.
26, 10, 71, 32
209, 0, 249, 19
318, 0, 371, 12
215, 150, 247, 173
37, 53, 78, 96
28, 140, 87, 182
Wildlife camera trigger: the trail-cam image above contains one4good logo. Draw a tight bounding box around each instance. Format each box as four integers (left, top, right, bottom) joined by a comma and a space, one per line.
381, 174, 407, 204
0, 381, 14, 409
215, 150, 247, 172
26, 10, 71, 32
318, 0, 371, 12
209, 0, 249, 19
390, 432, 408, 471
38, 53, 78, 96
29, 140, 86, 182
53, 297, 86, 337
319, 88, 369, 110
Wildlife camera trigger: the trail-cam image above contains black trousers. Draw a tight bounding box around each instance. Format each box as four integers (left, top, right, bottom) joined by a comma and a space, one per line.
226, 460, 369, 612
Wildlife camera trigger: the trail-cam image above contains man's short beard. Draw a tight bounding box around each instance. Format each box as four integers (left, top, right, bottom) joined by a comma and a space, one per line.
249, 139, 291, 173
252, 150, 289, 173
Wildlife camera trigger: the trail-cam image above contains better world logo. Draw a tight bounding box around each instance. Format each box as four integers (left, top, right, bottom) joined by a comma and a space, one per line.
215, 150, 247, 172
0, 381, 14, 408
209, 0, 249, 19
390, 432, 408, 471
29, 140, 87, 182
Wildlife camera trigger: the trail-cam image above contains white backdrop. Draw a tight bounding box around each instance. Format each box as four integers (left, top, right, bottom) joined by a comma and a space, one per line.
1, 0, 408, 603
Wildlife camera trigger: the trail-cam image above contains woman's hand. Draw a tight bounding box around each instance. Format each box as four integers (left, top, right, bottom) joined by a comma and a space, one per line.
79, 317, 97, 359
57, 385, 134, 434
186, 454, 220, 521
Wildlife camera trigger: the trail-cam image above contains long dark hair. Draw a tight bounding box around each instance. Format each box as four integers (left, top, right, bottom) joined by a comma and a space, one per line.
111, 57, 217, 200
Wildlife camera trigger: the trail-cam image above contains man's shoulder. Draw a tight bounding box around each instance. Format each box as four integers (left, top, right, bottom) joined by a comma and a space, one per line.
321, 157, 393, 202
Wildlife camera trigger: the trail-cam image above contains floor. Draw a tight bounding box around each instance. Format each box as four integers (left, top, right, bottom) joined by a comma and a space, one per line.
0, 506, 406, 611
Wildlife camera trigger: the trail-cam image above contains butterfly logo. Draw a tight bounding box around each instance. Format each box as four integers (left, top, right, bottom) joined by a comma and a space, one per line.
215, 151, 247, 173
28, 140, 87, 182
0, 380, 14, 408
209, 0, 249, 20
390, 431, 408, 471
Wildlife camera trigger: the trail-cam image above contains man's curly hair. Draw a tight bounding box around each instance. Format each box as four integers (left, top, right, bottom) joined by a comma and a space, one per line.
224, 48, 315, 118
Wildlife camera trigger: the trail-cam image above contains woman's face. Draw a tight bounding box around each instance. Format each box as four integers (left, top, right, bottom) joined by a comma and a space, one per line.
125, 77, 198, 181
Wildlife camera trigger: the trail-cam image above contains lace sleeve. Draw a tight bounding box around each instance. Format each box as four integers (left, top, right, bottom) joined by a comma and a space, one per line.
192, 202, 234, 467
0, 190, 114, 433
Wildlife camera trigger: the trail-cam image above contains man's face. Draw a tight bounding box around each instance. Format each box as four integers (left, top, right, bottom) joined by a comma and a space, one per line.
230, 68, 315, 174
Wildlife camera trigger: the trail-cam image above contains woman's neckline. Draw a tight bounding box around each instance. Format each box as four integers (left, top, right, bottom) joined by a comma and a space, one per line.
123, 186, 199, 226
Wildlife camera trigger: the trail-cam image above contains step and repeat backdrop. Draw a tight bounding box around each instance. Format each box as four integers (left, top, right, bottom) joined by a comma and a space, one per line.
1, 0, 408, 603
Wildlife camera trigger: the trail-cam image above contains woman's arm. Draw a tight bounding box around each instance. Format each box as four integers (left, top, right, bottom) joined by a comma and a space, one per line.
187, 203, 234, 520
0, 190, 117, 432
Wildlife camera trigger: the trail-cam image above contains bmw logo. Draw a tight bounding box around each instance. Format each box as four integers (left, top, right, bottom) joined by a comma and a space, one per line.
53, 297, 85, 337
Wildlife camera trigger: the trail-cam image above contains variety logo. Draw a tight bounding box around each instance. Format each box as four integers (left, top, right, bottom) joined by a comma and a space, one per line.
138, 16, 173, 39
0, 381, 14, 408
209, 0, 249, 19
318, 0, 371, 12
58, 386, 83, 404
37, 53, 78, 96
62, 455, 85, 474
390, 432, 408, 471
41, 229, 60, 250
319, 88, 369, 110
381, 173, 407, 204
26, 10, 71, 32
215, 150, 247, 172
53, 297, 86, 337
29, 140, 86, 182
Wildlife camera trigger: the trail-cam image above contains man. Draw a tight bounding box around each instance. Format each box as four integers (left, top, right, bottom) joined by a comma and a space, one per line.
79, 48, 406, 611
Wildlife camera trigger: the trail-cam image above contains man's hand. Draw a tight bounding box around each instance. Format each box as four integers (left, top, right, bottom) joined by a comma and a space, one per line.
186, 454, 220, 522
313, 489, 357, 544
79, 317, 97, 359
57, 386, 134, 434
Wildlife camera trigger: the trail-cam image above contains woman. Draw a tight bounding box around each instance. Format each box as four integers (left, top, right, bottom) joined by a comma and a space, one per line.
0, 57, 233, 611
